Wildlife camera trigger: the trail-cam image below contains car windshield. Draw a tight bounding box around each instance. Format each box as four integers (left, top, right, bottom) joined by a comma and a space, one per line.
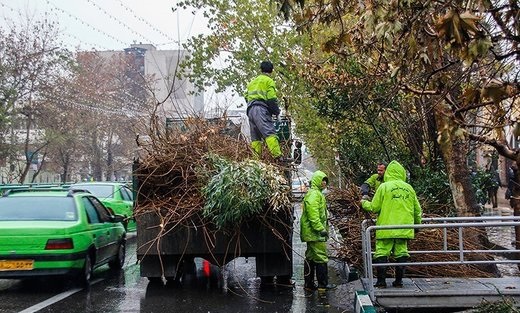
73, 185, 114, 199
0, 197, 77, 221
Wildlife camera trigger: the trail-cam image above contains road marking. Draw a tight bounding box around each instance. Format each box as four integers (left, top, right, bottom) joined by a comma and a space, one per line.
18, 278, 103, 313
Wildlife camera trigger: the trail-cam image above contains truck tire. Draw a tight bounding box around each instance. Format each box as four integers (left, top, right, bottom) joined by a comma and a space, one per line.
165, 275, 182, 287
260, 276, 275, 286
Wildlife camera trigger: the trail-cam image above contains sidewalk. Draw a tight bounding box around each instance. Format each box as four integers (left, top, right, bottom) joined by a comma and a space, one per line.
292, 202, 361, 311
482, 187, 514, 216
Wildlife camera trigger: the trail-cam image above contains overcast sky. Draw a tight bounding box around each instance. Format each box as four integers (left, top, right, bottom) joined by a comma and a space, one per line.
0, 0, 244, 110
0, 0, 208, 51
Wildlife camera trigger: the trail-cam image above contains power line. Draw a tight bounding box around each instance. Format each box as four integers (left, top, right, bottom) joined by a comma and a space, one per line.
85, 0, 155, 44
45, 0, 130, 47
1, 0, 198, 116
117, 0, 180, 45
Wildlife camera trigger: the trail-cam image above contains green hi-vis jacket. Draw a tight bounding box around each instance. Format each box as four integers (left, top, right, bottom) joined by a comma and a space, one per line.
365, 173, 383, 191
245, 74, 280, 116
361, 160, 422, 240
300, 171, 328, 242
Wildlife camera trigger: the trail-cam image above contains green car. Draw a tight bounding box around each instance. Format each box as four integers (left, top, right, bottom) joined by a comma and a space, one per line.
0, 188, 126, 285
70, 182, 136, 232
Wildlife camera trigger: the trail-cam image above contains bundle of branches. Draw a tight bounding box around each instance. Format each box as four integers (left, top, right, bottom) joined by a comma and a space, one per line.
133, 116, 290, 231
134, 117, 250, 226
200, 153, 291, 230
328, 184, 496, 278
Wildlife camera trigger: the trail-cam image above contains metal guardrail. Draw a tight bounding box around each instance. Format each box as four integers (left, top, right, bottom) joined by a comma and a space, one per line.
361, 216, 520, 300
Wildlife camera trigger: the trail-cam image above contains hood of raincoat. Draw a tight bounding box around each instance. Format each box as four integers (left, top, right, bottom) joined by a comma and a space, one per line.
309, 170, 327, 191
362, 159, 422, 240
383, 160, 407, 183
300, 170, 329, 245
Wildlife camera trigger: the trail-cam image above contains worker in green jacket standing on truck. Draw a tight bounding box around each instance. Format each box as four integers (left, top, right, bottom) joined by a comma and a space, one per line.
361, 160, 422, 288
245, 61, 283, 160
300, 170, 336, 291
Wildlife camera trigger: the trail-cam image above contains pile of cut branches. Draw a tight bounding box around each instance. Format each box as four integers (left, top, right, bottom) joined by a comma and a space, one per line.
133, 117, 291, 232
328, 184, 497, 278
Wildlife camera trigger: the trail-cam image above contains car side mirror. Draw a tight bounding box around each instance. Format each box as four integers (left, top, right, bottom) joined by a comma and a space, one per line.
106, 207, 115, 215
112, 214, 125, 223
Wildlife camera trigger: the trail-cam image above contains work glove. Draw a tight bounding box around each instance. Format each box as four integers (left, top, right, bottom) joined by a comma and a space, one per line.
319, 230, 328, 237
361, 195, 370, 201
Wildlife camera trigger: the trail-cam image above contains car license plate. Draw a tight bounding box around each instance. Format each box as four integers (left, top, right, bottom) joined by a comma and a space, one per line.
0, 260, 34, 271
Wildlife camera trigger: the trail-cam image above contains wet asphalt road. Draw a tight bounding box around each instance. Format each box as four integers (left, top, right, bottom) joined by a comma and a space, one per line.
0, 235, 356, 313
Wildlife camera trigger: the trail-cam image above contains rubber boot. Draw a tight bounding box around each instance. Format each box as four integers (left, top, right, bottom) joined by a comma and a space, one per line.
265, 135, 282, 159
251, 141, 262, 158
374, 257, 388, 288
315, 263, 336, 290
304, 259, 317, 291
392, 256, 407, 288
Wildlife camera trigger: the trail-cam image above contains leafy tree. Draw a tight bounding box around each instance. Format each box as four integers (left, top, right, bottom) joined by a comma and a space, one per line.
0, 18, 72, 183
276, 1, 518, 214
38, 86, 86, 183
71, 52, 143, 181
176, 0, 342, 173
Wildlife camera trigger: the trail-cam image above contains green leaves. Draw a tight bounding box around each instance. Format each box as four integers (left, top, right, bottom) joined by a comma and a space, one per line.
176, 0, 304, 99
201, 154, 290, 230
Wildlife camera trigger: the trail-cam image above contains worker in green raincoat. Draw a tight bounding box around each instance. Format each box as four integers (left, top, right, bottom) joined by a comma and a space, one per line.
361, 160, 422, 288
244, 61, 282, 160
300, 170, 335, 291
360, 162, 386, 197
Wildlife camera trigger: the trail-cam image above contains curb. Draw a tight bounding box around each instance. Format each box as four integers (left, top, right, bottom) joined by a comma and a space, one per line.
354, 290, 376, 313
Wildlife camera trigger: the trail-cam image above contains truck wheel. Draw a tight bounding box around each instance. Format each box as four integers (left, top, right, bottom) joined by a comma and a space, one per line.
276, 275, 294, 286
183, 258, 196, 275
165, 275, 182, 288
260, 276, 275, 287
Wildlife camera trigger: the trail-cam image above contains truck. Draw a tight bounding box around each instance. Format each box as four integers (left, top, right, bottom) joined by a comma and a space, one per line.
134, 116, 298, 285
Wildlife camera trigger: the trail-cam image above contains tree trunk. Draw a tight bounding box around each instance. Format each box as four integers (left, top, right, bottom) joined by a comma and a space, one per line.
30, 150, 47, 183
91, 129, 103, 181
19, 114, 33, 184
60, 152, 70, 183
434, 102, 480, 216
509, 161, 520, 270
106, 132, 114, 181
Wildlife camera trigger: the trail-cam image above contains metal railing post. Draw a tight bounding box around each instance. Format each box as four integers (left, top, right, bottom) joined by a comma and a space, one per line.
458, 226, 464, 262
365, 226, 375, 300
443, 221, 448, 251
361, 216, 520, 303
361, 220, 368, 278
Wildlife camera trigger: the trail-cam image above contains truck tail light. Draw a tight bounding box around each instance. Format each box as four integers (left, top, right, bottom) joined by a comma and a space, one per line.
203, 259, 211, 277
45, 238, 74, 250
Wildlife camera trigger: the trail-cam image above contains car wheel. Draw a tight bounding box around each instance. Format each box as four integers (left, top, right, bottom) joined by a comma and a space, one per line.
81, 254, 93, 286
109, 241, 126, 270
